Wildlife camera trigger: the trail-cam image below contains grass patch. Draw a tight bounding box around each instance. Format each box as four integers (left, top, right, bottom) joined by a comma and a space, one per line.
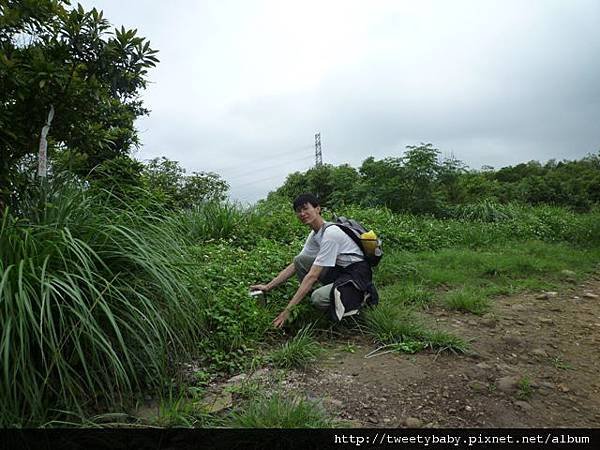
363, 303, 468, 355
378, 282, 434, 307
550, 355, 573, 371
377, 241, 600, 309
421, 329, 469, 354
517, 376, 534, 400
268, 325, 322, 369
225, 393, 336, 428
444, 288, 491, 315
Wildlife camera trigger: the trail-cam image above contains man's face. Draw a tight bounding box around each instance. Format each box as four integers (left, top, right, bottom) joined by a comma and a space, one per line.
295, 202, 321, 225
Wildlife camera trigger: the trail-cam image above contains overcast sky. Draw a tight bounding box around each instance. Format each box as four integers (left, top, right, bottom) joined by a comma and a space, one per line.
80, 0, 600, 204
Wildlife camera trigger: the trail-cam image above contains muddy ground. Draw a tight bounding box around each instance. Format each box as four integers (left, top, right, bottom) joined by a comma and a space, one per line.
213, 272, 600, 428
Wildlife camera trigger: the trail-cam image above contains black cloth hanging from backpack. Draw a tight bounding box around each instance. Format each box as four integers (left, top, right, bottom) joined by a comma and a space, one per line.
328, 261, 379, 321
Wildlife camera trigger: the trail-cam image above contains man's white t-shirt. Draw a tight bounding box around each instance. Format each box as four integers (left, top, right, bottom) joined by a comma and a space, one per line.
299, 222, 364, 268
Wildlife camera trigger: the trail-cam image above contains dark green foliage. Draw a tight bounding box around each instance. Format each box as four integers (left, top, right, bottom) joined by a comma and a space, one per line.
272, 146, 600, 215
142, 157, 229, 209
0, 0, 158, 209
273, 143, 466, 215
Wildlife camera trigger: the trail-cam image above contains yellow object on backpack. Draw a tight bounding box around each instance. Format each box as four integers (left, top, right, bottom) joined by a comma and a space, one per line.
360, 230, 378, 256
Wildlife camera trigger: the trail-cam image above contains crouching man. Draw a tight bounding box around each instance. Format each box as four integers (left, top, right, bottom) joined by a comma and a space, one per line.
250, 193, 378, 328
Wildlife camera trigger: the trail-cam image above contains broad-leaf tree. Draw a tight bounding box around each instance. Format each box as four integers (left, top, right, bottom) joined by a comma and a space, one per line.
0, 0, 159, 208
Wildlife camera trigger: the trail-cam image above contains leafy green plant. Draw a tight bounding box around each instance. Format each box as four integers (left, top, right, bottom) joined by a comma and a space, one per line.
343, 342, 358, 353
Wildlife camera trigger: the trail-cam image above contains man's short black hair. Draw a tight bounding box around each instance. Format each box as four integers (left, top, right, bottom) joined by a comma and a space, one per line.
292, 193, 320, 211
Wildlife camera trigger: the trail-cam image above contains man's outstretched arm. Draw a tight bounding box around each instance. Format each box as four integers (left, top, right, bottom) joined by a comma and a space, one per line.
273, 264, 324, 328
250, 262, 296, 292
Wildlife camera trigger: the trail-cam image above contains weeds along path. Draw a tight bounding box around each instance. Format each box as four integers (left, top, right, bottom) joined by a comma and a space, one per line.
276, 272, 600, 427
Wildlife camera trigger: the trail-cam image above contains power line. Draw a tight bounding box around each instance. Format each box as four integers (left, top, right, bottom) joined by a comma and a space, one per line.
224, 155, 312, 182
209, 144, 313, 174
231, 173, 291, 189
230, 161, 313, 188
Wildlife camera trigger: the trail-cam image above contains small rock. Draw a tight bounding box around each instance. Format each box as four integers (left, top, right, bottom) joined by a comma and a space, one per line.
468, 380, 487, 392
465, 405, 473, 412
368, 416, 379, 424
328, 398, 343, 408
531, 348, 548, 358
583, 293, 599, 299
383, 418, 391, 424
226, 373, 247, 384
405, 417, 422, 428
557, 383, 570, 393
572, 296, 580, 300
540, 381, 555, 389
251, 368, 270, 378
511, 304, 527, 310
467, 320, 477, 326
202, 391, 233, 413
514, 401, 532, 410
496, 376, 520, 393
449, 408, 457, 414
481, 318, 497, 328
497, 363, 516, 372
536, 292, 558, 300
560, 270, 577, 278
502, 335, 523, 346
539, 318, 553, 324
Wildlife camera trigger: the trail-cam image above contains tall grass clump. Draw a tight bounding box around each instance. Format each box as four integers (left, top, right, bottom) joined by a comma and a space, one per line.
268, 324, 321, 369
0, 184, 203, 426
226, 393, 335, 428
444, 288, 491, 315
176, 201, 246, 241
363, 303, 467, 354
450, 200, 517, 223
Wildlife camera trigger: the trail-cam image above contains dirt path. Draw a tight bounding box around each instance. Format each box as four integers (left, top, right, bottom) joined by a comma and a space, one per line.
268, 272, 600, 427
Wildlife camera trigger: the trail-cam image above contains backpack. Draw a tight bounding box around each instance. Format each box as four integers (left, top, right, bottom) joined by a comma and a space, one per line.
328, 216, 383, 267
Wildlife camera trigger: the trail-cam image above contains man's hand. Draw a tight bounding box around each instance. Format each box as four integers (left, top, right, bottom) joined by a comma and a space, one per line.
250, 284, 269, 292
272, 309, 290, 328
